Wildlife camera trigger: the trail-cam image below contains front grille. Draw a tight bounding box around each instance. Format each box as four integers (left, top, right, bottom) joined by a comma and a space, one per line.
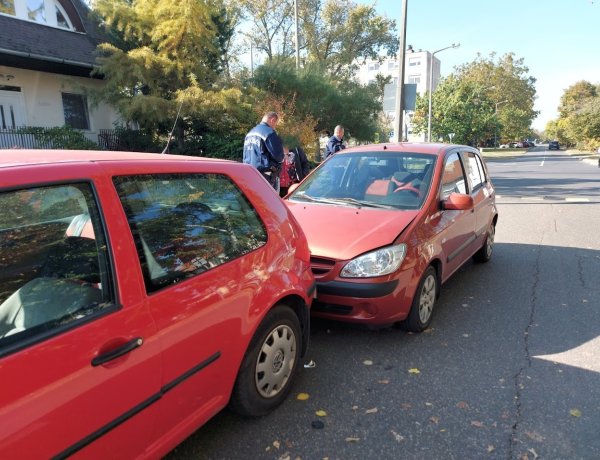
310, 256, 336, 276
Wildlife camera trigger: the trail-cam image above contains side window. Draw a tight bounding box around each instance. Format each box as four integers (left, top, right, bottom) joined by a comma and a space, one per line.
0, 184, 113, 350
474, 154, 487, 183
463, 151, 484, 191
113, 174, 268, 294
440, 152, 467, 200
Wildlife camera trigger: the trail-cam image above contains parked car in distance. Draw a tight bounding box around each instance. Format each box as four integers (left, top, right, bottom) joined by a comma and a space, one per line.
0, 150, 315, 458
548, 140, 560, 150
284, 143, 498, 331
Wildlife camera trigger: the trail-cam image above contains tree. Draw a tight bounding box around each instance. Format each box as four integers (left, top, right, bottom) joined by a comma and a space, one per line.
240, 0, 398, 78
558, 80, 597, 118
90, 0, 248, 152
251, 61, 382, 151
412, 76, 497, 145
411, 53, 537, 144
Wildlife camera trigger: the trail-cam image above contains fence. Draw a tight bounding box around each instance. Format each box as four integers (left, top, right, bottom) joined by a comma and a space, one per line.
0, 129, 56, 149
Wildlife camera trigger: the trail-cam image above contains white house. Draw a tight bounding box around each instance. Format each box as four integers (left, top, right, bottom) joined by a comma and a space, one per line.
0, 0, 120, 145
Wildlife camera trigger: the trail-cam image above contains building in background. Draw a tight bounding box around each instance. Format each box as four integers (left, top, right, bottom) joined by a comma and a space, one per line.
356, 48, 442, 142
0, 0, 120, 144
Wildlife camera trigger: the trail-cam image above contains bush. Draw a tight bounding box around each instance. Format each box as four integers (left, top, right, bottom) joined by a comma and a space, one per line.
17, 126, 98, 150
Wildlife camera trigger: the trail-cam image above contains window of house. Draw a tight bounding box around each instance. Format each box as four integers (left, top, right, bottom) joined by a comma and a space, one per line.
62, 93, 90, 130
27, 0, 46, 23
1, 0, 74, 30
368, 62, 380, 71
387, 61, 398, 70
0, 0, 16, 15
0, 183, 114, 348
409, 58, 421, 66
408, 75, 421, 84
114, 174, 268, 294
55, 1, 71, 29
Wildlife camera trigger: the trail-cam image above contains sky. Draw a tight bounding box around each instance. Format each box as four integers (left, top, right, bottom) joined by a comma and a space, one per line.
359, 0, 600, 131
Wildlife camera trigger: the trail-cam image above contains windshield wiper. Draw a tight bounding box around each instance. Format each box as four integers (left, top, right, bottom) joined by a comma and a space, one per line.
291, 193, 343, 205
326, 197, 392, 209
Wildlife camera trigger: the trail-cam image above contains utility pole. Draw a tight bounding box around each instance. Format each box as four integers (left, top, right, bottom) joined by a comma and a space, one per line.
294, 0, 300, 69
392, 0, 408, 143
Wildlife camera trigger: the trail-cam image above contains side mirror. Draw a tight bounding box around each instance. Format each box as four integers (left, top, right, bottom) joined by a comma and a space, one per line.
443, 192, 474, 210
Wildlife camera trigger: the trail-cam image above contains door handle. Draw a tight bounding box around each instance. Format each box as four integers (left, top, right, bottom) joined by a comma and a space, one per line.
91, 337, 143, 367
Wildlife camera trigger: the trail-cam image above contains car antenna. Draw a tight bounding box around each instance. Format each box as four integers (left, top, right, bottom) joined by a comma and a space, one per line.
162, 95, 186, 155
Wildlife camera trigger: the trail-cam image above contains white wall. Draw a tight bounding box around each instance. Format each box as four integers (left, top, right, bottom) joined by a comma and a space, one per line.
0, 65, 121, 142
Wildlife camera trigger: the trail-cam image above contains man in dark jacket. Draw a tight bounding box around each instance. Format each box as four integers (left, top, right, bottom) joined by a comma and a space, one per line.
243, 112, 285, 190
324, 125, 346, 159
291, 145, 310, 181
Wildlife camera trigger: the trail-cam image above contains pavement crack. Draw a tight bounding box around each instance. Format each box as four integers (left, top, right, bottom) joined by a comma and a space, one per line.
510, 241, 540, 457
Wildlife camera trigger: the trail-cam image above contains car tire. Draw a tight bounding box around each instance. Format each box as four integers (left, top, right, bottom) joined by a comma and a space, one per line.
401, 266, 437, 332
229, 304, 301, 417
473, 222, 495, 263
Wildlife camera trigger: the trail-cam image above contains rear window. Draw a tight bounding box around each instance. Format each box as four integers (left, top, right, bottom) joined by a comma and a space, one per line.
113, 173, 268, 293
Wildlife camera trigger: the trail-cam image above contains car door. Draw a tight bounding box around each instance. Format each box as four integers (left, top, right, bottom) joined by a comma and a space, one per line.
461, 150, 495, 247
434, 151, 477, 277
112, 172, 270, 443
0, 179, 161, 459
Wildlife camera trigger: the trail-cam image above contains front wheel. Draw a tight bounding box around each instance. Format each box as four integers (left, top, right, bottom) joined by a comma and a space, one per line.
473, 222, 495, 263
400, 266, 438, 332
230, 305, 301, 417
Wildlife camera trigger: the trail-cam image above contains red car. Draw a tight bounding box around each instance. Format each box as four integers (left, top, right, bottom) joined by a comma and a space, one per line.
0, 150, 314, 458
285, 143, 497, 330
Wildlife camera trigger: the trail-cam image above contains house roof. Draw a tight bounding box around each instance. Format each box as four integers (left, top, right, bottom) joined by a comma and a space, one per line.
0, 0, 110, 78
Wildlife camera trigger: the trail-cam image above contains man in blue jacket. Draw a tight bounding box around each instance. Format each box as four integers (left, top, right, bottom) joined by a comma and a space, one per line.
324, 125, 346, 159
243, 112, 285, 191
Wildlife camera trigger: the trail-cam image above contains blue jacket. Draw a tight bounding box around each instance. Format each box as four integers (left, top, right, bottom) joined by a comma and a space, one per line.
325, 135, 345, 159
243, 122, 284, 171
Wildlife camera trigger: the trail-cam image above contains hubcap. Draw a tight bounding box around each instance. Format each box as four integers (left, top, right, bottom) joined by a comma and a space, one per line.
255, 325, 297, 398
418, 274, 436, 323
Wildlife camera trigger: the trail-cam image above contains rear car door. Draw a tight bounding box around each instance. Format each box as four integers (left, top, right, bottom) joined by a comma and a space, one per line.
112, 171, 271, 445
0, 175, 160, 458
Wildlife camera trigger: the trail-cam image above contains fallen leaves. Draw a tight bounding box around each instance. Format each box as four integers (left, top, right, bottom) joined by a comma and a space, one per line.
365, 407, 378, 414
408, 368, 420, 374
525, 431, 545, 442
456, 401, 470, 410
363, 359, 373, 366
429, 416, 440, 424
296, 393, 310, 401
470, 420, 485, 428
390, 430, 405, 442
345, 437, 360, 443
315, 410, 327, 417
570, 408, 582, 417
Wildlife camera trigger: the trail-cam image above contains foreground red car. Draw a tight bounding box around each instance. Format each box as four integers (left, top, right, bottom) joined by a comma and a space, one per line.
0, 150, 314, 458
285, 143, 497, 330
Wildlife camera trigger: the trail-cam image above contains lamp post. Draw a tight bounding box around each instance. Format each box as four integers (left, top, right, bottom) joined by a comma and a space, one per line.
427, 43, 460, 142
494, 100, 508, 147
392, 0, 408, 142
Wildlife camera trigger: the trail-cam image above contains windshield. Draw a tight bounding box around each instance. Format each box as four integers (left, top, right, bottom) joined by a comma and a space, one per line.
288, 151, 436, 210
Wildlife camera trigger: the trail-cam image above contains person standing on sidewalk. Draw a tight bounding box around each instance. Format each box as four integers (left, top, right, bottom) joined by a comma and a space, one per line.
324, 125, 346, 159
243, 112, 285, 191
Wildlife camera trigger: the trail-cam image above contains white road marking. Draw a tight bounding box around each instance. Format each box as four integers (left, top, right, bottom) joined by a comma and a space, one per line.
565, 197, 590, 202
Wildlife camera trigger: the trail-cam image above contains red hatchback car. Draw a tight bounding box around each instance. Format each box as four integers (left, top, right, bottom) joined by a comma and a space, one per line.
0, 150, 314, 458
285, 143, 497, 330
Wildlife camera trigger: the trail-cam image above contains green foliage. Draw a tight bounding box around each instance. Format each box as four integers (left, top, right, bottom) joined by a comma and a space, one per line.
17, 126, 98, 150
251, 61, 381, 143
411, 53, 537, 145
547, 81, 600, 150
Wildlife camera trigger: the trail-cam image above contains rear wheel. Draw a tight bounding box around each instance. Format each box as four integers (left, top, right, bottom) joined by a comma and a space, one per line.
230, 305, 301, 416
473, 222, 495, 263
401, 266, 438, 332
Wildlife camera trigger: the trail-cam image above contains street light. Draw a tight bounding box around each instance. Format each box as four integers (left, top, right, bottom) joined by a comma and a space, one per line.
494, 100, 508, 147
427, 43, 460, 142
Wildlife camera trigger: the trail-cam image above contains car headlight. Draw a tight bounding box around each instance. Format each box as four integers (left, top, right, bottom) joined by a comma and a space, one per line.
340, 244, 407, 278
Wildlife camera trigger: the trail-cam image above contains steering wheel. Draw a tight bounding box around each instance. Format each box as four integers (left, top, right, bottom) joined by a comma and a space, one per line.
392, 182, 422, 197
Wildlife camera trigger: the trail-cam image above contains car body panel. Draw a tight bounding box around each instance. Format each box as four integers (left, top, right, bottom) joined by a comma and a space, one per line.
0, 150, 314, 458
285, 143, 497, 326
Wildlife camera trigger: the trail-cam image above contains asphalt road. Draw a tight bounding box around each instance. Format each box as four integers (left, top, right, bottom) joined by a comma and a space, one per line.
168, 146, 600, 460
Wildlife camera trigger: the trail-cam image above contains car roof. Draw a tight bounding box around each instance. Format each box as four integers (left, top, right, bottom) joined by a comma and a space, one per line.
0, 149, 233, 169
338, 142, 471, 157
